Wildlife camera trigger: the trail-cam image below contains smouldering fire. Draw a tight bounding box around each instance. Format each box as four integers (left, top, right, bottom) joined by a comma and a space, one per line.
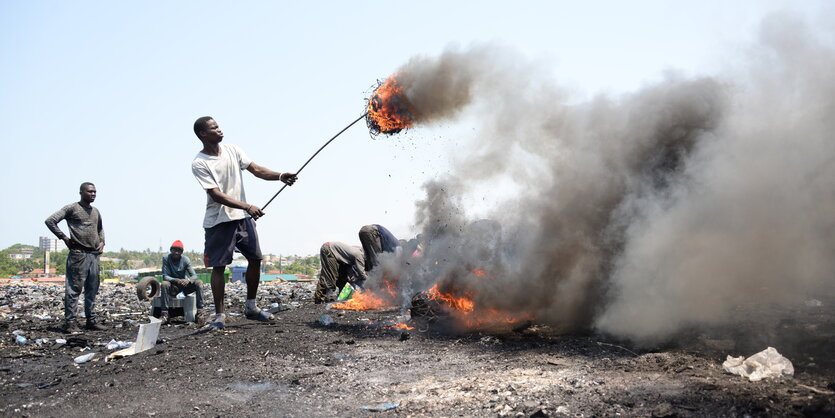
331, 289, 394, 311
426, 284, 475, 313
419, 281, 534, 331
366, 75, 416, 136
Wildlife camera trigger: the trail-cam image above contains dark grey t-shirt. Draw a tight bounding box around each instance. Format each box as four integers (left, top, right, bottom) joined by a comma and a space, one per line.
45, 202, 105, 253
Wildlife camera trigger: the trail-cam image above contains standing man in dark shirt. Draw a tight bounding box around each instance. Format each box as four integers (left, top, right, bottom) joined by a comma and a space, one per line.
45, 182, 106, 333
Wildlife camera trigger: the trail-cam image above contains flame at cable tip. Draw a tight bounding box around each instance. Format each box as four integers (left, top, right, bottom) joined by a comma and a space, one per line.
366, 75, 416, 136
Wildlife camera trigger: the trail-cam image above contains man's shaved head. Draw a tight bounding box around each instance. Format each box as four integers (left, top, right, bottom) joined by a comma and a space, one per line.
193, 116, 214, 137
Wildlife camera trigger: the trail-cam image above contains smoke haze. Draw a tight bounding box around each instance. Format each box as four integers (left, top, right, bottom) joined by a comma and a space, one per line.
384, 14, 835, 345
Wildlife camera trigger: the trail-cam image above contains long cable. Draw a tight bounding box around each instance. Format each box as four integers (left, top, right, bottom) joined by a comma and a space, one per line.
261, 112, 368, 211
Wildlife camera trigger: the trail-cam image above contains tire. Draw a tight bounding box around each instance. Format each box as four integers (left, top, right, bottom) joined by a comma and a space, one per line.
136, 276, 160, 301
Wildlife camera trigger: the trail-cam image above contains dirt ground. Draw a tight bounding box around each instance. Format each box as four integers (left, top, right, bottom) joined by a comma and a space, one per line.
1, 281, 833, 417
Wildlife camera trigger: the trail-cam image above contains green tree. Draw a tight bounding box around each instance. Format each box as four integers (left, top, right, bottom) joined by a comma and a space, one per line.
49, 250, 69, 275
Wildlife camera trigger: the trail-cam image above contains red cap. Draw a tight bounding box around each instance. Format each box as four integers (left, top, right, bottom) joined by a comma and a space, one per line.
170, 240, 184, 249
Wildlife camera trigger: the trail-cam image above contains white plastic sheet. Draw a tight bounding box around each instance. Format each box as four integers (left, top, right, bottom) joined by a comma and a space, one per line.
106, 316, 161, 360
723, 346, 794, 381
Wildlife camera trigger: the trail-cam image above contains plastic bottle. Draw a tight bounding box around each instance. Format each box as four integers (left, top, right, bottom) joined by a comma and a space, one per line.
337, 283, 354, 301
74, 353, 96, 364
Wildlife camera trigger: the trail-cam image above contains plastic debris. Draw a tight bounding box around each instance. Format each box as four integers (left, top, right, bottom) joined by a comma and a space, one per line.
15, 335, 27, 345
105, 339, 134, 350
337, 283, 354, 301
105, 316, 162, 361
723, 346, 794, 381
55, 339, 67, 345
361, 402, 400, 412
320, 314, 334, 326
74, 353, 96, 364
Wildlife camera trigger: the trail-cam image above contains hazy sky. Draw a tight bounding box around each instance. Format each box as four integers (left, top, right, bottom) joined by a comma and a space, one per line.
1, 1, 829, 256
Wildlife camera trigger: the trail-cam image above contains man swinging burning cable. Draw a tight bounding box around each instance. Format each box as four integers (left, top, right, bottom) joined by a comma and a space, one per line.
188, 74, 419, 326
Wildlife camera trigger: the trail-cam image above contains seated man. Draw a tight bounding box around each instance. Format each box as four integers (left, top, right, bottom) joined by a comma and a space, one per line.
314, 241, 367, 304
159, 240, 205, 324
358, 224, 401, 272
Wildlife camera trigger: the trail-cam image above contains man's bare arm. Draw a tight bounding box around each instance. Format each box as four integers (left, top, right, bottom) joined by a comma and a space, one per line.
247, 162, 297, 185
206, 188, 265, 220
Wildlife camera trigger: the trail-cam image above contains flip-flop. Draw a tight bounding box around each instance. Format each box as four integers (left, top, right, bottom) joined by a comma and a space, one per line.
210, 313, 226, 329
245, 308, 273, 322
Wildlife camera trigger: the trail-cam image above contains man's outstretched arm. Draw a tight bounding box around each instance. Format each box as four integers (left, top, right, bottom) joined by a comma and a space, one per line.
246, 162, 297, 185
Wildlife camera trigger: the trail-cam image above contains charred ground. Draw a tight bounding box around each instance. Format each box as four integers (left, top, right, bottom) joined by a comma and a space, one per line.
0, 282, 833, 417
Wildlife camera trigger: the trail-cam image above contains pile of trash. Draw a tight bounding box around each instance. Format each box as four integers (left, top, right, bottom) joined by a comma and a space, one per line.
0, 281, 316, 327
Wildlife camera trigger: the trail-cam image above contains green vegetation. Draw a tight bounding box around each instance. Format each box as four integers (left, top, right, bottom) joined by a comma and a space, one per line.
1, 244, 319, 278
280, 255, 320, 276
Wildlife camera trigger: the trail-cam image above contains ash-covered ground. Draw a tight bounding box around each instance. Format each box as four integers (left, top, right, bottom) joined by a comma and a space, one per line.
0, 281, 833, 417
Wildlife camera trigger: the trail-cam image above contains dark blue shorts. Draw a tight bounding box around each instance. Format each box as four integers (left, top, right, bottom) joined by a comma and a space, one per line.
203, 218, 263, 267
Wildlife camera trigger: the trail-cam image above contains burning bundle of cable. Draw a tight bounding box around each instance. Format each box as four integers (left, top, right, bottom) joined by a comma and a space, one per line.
366, 74, 417, 136
410, 275, 534, 333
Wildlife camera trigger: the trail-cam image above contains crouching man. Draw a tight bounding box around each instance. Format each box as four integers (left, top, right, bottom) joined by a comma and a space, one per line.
314, 242, 367, 304
159, 240, 205, 325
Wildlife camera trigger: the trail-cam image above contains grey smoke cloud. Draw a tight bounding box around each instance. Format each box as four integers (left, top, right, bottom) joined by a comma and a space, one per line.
384, 14, 835, 345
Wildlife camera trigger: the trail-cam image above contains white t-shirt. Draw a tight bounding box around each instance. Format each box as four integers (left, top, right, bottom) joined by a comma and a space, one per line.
192, 143, 252, 228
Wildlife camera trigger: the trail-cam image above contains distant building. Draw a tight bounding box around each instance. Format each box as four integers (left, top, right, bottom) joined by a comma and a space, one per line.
39, 236, 63, 252
27, 267, 57, 278
8, 247, 33, 259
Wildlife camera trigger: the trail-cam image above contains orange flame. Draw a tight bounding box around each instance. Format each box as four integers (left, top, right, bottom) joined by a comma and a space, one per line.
366, 75, 416, 135
422, 281, 534, 331
388, 322, 415, 330
426, 284, 475, 313
331, 290, 394, 311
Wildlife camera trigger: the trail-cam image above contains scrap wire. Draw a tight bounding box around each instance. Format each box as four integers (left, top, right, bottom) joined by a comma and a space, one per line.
262, 112, 367, 211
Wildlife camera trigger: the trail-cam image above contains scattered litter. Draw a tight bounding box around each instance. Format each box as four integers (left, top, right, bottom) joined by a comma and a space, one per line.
723, 347, 794, 381
361, 402, 399, 412
320, 314, 334, 326
74, 353, 96, 364
38, 379, 61, 389
15, 335, 27, 345
12, 330, 23, 336
105, 339, 134, 350
55, 339, 67, 345
337, 283, 354, 301
106, 316, 162, 361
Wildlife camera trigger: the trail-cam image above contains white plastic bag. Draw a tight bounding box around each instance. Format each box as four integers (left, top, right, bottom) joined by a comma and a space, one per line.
723, 346, 794, 381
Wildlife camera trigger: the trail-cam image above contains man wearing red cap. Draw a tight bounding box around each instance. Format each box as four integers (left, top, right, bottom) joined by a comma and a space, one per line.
159, 240, 204, 325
